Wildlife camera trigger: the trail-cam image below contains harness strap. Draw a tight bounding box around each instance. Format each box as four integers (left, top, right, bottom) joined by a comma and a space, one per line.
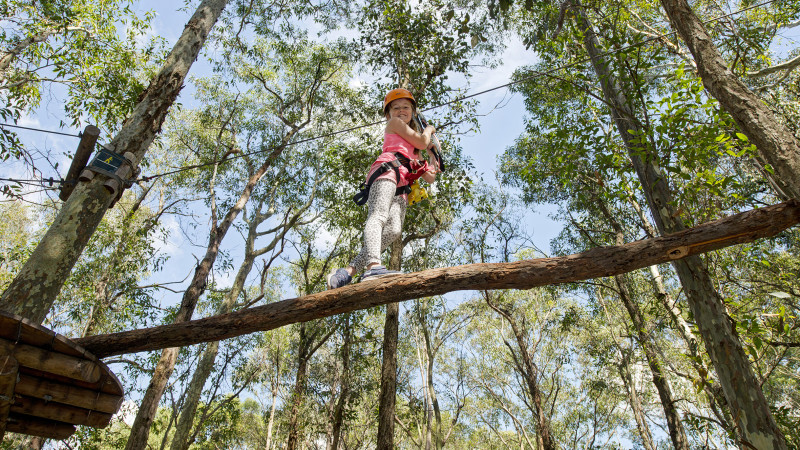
352, 157, 412, 206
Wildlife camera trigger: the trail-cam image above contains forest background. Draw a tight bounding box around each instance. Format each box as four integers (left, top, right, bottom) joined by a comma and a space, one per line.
0, 0, 799, 449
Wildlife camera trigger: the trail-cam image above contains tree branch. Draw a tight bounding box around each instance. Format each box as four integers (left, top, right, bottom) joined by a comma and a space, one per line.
75, 200, 800, 357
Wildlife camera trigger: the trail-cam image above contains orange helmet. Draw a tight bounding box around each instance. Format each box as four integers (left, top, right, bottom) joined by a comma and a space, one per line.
383, 88, 416, 114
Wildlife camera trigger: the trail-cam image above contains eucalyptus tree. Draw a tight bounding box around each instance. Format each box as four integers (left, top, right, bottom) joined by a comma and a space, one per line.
349, 1, 500, 445
496, 0, 796, 446
0, 0, 158, 159
168, 152, 322, 449
0, 0, 229, 324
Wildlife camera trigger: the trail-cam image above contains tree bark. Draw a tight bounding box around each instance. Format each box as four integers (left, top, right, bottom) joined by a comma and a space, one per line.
286, 323, 311, 450
577, 6, 788, 448
330, 317, 351, 450
74, 200, 800, 357
0, 0, 230, 324
597, 199, 690, 449
616, 352, 657, 450
660, 0, 800, 200
376, 239, 404, 450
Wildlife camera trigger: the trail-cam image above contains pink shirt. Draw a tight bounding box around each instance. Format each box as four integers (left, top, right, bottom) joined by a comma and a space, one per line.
366, 133, 426, 196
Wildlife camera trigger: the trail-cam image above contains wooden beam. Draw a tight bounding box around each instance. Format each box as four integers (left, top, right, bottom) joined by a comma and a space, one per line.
75, 200, 800, 358
0, 356, 18, 442
11, 395, 113, 428
5, 414, 75, 440
0, 339, 101, 384
15, 373, 122, 415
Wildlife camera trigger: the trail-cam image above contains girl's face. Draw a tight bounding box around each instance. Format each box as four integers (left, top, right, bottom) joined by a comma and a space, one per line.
387, 98, 414, 124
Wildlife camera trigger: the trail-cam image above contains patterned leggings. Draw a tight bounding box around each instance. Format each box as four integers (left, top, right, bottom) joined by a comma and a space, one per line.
349, 177, 406, 272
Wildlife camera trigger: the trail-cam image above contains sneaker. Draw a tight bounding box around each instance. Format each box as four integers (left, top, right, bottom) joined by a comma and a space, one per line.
361, 265, 401, 281
327, 268, 352, 290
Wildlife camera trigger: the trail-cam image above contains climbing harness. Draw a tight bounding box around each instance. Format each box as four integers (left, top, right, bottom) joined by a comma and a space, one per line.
352, 153, 429, 206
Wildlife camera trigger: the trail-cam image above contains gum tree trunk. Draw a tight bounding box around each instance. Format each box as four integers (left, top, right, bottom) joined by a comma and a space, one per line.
487, 301, 556, 450
616, 351, 656, 450
596, 199, 690, 449
286, 324, 311, 450
376, 240, 404, 450
660, 0, 800, 200
0, 0, 230, 324
329, 317, 352, 450
576, 6, 787, 449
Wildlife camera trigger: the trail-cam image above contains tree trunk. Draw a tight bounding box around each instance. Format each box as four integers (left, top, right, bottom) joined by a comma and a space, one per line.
576, 6, 788, 448
505, 312, 556, 450
596, 199, 690, 448
265, 342, 281, 450
614, 274, 689, 448
286, 323, 310, 450
660, 0, 800, 200
415, 303, 446, 449
376, 239, 404, 449
0, 0, 230, 324
616, 351, 657, 450
330, 318, 351, 450
74, 199, 800, 357
169, 341, 219, 450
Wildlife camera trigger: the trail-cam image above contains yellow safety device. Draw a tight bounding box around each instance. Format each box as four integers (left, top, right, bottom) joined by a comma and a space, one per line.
408, 180, 428, 205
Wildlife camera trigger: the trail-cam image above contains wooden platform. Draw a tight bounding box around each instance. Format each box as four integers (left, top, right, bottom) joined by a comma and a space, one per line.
0, 310, 124, 441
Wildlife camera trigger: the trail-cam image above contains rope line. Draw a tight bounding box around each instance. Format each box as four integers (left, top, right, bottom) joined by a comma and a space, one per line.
0, 0, 781, 190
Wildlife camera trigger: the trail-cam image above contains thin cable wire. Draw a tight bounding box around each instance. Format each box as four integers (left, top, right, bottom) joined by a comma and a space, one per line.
0, 0, 781, 188
0, 122, 80, 138
142, 0, 780, 183
421, 0, 780, 111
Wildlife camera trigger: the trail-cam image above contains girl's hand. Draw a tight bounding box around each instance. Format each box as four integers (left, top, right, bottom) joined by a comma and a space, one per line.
422, 166, 437, 183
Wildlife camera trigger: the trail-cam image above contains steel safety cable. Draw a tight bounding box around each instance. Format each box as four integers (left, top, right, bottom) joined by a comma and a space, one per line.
0, 0, 782, 188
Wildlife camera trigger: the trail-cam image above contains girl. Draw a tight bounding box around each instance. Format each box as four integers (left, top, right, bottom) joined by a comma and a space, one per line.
327, 88, 437, 289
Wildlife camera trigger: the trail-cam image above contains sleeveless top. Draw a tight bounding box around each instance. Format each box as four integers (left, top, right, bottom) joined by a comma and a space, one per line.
366, 133, 425, 194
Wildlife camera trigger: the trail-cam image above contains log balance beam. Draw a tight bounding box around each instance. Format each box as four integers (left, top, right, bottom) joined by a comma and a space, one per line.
76, 200, 800, 358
